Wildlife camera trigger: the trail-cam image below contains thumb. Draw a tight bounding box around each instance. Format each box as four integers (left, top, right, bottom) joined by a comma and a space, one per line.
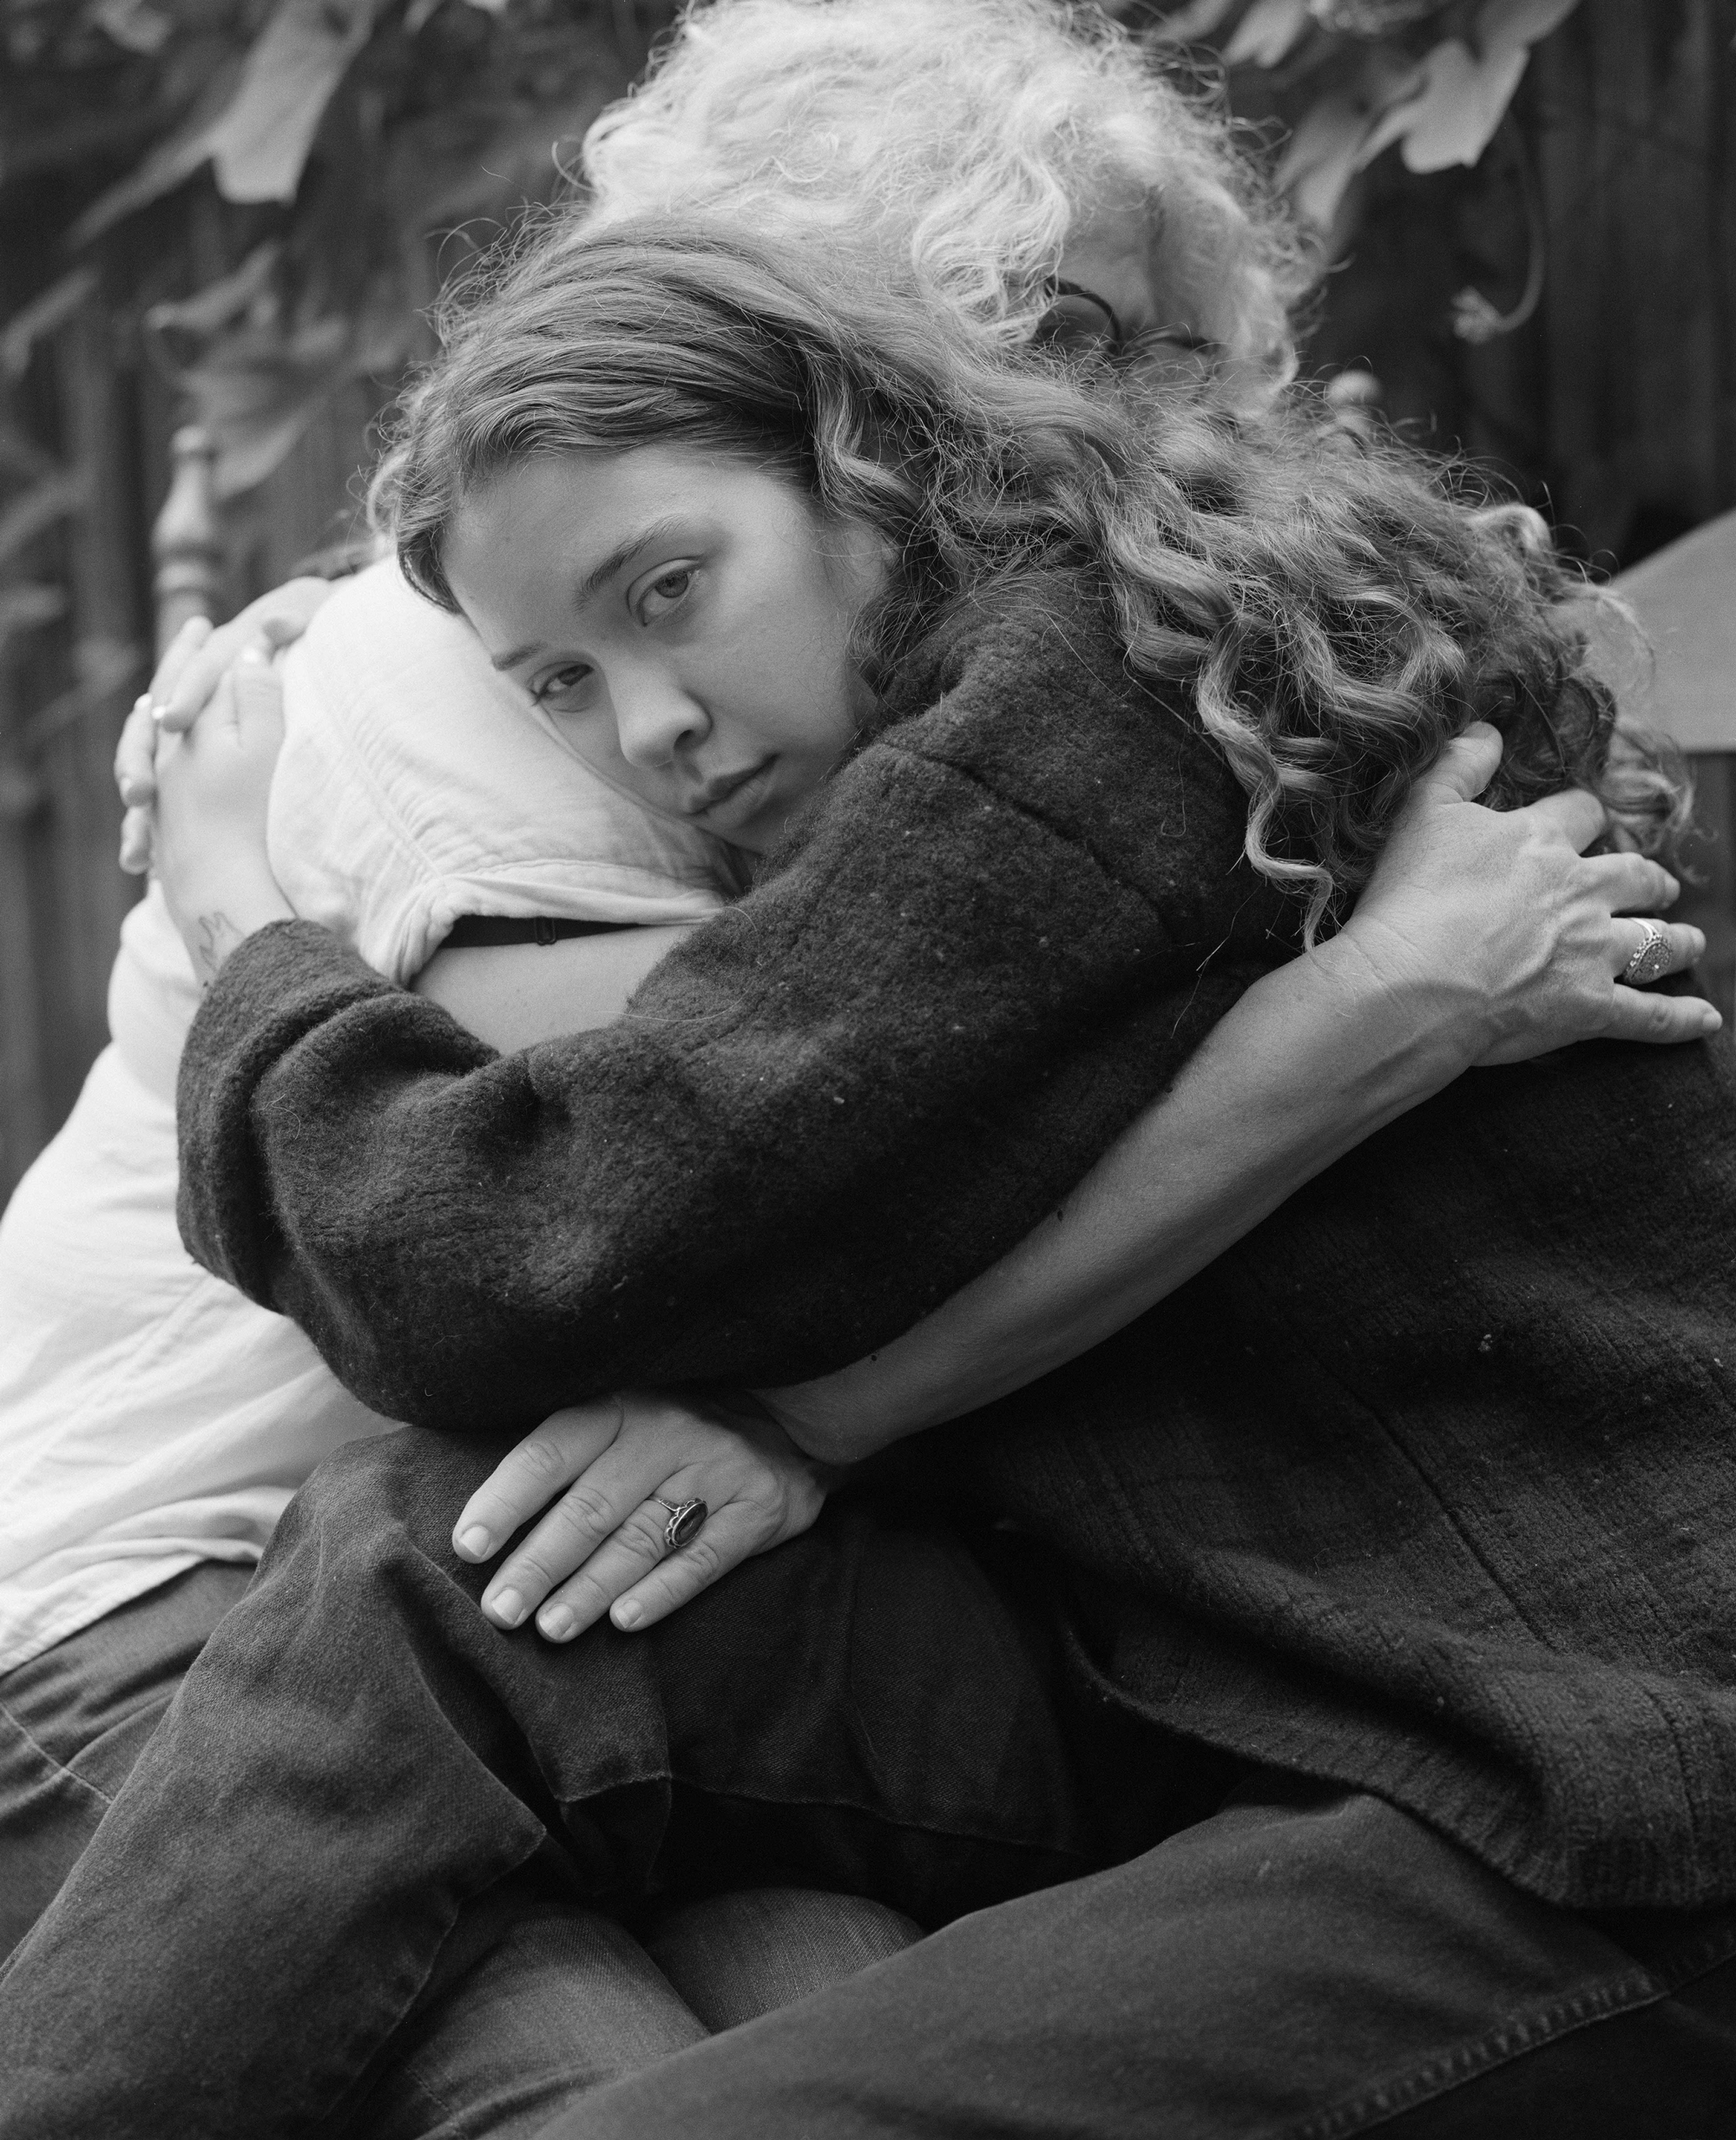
260, 612, 311, 651
230, 649, 286, 743
1420, 721, 1503, 804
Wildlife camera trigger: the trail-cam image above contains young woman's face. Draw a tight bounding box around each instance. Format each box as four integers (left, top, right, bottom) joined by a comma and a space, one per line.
444, 445, 888, 853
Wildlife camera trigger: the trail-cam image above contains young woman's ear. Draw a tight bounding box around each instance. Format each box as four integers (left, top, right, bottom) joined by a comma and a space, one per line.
824, 516, 898, 611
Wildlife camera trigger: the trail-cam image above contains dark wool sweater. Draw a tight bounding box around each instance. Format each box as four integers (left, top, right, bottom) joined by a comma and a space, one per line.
177, 583, 1736, 1913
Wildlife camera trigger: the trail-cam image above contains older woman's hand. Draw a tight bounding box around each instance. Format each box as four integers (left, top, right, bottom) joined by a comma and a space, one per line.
1338, 722, 1718, 1068
115, 577, 334, 874
153, 652, 293, 983
451, 1391, 842, 1641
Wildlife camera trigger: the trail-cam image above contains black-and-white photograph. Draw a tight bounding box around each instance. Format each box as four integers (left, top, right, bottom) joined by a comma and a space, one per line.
2, 2, 1733, 2131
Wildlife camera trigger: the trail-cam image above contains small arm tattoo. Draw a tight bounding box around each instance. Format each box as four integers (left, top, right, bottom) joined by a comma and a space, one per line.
192, 910, 246, 986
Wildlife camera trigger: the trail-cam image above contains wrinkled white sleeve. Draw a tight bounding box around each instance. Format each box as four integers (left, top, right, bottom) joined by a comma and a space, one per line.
268, 560, 740, 985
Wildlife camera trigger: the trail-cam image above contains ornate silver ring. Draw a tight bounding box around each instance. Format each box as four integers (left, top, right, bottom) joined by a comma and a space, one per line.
1621, 919, 1673, 988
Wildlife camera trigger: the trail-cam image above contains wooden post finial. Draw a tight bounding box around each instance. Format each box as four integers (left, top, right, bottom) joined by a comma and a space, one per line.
151, 425, 222, 658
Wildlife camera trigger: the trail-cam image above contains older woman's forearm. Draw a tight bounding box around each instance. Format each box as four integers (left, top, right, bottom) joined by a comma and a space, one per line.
761, 927, 1472, 1460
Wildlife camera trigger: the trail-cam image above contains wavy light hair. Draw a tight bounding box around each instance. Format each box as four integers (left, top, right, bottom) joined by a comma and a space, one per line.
569, 0, 1309, 405
375, 220, 1687, 938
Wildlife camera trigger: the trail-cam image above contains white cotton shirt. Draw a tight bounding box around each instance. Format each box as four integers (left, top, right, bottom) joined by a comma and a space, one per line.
0, 560, 737, 1671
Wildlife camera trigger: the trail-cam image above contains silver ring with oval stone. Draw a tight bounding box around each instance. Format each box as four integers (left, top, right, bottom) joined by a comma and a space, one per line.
653, 1496, 707, 1551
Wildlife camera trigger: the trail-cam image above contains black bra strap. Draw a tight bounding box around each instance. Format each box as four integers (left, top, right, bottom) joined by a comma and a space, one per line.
441, 915, 640, 950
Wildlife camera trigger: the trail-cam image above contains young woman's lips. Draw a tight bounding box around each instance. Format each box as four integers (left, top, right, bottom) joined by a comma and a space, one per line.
687, 758, 776, 828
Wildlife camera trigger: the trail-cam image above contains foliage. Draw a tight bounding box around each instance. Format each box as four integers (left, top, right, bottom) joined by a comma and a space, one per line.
3, 0, 667, 497
1, 0, 1581, 512
1132, 0, 1577, 241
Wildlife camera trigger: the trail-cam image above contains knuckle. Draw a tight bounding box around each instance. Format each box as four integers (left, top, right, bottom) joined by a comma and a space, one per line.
556, 1571, 611, 1617
619, 1507, 670, 1560
557, 1484, 618, 1536
677, 1535, 727, 1584
503, 1548, 562, 1593
741, 1476, 791, 1526
516, 1436, 572, 1487
465, 1485, 527, 1536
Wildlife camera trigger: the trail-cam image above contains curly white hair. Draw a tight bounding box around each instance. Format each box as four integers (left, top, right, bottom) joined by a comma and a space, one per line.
573, 0, 1312, 398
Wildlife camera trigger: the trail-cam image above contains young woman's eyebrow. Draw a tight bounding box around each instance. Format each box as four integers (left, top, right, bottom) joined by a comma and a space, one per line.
489, 517, 693, 673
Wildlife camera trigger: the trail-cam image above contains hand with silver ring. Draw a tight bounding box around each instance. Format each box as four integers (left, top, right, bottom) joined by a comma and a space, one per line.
1342, 723, 1719, 1064
451, 1389, 841, 1643
115, 579, 335, 875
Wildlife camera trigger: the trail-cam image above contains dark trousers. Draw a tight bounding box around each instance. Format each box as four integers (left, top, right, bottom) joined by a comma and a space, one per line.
0, 1563, 253, 1961
3, 1428, 1736, 2138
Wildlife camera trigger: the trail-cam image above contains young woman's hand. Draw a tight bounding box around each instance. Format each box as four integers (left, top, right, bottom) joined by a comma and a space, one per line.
153, 653, 293, 984
116, 577, 334, 873
451, 1391, 843, 1641
1332, 722, 1719, 1070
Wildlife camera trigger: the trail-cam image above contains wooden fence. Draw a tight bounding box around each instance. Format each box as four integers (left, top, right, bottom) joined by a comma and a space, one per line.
1, 0, 1732, 1203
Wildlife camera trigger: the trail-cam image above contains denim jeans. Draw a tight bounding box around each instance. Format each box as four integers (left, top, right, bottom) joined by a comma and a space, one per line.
4, 1427, 1736, 2139
0, 1563, 253, 1961
0, 1528, 926, 2138
549, 1778, 1736, 2140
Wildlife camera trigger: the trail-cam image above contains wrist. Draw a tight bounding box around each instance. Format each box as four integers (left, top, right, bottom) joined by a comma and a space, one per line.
751, 1382, 872, 1467
161, 863, 293, 986
1310, 919, 1484, 1094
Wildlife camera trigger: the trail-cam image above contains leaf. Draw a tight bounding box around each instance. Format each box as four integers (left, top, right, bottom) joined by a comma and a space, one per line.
89, 0, 174, 55
70, 53, 246, 243
388, 88, 614, 229
207, 0, 378, 206
1274, 91, 1375, 229
144, 242, 284, 343
1145, 0, 1243, 44
0, 267, 98, 381
1476, 0, 1581, 54
0, 584, 67, 657
1306, 0, 1447, 26
1348, 0, 1581, 179
1224, 0, 1313, 65
177, 314, 352, 496
1351, 34, 1520, 172
0, 471, 88, 572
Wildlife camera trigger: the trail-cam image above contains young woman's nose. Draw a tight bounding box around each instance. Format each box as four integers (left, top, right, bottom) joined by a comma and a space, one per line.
609, 662, 709, 769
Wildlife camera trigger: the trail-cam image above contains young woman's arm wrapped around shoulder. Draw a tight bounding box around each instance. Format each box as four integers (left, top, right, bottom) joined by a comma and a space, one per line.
170, 607, 1706, 1447
175, 607, 1263, 1432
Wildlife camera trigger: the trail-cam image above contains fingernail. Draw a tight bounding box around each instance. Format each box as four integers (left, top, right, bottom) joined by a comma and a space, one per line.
456, 1524, 491, 1559
488, 1588, 525, 1627
1704, 1010, 1724, 1033
238, 644, 266, 666
538, 1605, 575, 1640
613, 1598, 643, 1630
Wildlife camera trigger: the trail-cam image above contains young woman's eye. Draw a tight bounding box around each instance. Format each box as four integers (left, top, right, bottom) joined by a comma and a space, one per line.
532, 662, 594, 706
634, 565, 697, 624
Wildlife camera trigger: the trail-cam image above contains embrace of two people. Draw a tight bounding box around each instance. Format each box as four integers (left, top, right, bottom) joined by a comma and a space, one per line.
4, 3, 1736, 2135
